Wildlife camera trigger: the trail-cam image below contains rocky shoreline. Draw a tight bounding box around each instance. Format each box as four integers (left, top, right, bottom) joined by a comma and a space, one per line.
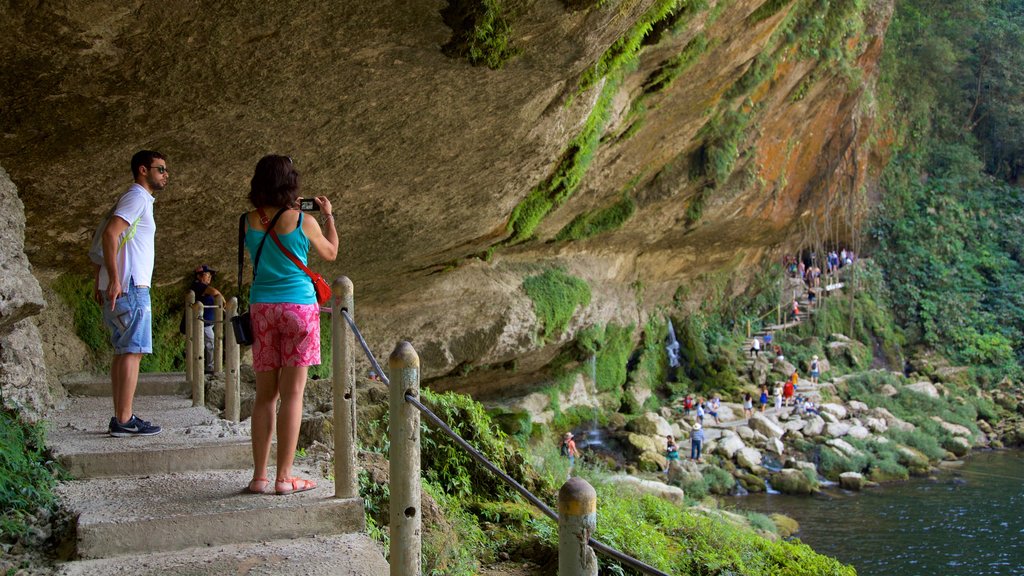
582, 365, 1024, 500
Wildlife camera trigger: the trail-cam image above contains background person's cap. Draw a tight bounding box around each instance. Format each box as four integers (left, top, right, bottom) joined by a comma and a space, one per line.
195, 264, 216, 276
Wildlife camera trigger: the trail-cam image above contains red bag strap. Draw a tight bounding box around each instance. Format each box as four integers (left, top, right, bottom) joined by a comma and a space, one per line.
255, 207, 319, 282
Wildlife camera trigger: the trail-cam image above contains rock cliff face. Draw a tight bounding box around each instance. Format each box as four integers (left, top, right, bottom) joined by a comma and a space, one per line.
0, 0, 892, 405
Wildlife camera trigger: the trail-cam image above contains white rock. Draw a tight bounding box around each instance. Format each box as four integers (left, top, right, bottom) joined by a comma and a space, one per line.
879, 384, 899, 397
766, 436, 785, 456
820, 403, 848, 419
847, 400, 869, 413
821, 411, 839, 424
748, 413, 785, 439
826, 438, 863, 459
736, 447, 764, 469
932, 417, 972, 438
839, 472, 865, 491
906, 381, 940, 398
865, 417, 888, 433
803, 415, 826, 436
737, 425, 756, 441
606, 475, 686, 504
826, 422, 852, 438
847, 425, 871, 440
716, 435, 747, 458
784, 419, 807, 433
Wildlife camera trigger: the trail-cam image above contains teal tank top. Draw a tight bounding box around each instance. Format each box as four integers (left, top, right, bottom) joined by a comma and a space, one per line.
245, 212, 315, 304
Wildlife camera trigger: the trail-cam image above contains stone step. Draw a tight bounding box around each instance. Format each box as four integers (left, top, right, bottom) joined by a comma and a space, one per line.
57, 468, 364, 559
48, 396, 255, 478
62, 372, 190, 397
57, 533, 388, 576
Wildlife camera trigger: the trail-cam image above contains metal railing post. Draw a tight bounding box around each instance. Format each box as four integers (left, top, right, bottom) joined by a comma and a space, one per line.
191, 300, 205, 407
224, 297, 240, 422
389, 341, 421, 576
213, 294, 224, 374
185, 292, 195, 390
559, 477, 598, 576
333, 277, 357, 499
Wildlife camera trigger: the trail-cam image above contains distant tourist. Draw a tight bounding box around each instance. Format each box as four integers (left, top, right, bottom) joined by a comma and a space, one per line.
690, 423, 704, 462
810, 355, 820, 384
696, 398, 705, 424
708, 395, 722, 425
750, 336, 761, 357
561, 432, 579, 477
743, 393, 753, 419
664, 435, 680, 473
783, 378, 795, 407
759, 386, 769, 412
682, 394, 694, 416
773, 383, 783, 411
188, 264, 221, 374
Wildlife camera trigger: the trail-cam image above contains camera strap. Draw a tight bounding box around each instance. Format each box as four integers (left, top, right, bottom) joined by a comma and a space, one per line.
237, 208, 285, 298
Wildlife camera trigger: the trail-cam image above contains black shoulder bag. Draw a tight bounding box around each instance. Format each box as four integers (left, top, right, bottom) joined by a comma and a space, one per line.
230, 209, 284, 345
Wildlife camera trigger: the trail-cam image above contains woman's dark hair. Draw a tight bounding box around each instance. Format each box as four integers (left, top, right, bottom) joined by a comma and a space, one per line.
248, 155, 300, 208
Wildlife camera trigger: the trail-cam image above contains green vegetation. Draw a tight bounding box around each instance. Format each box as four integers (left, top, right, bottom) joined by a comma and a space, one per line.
748, 0, 794, 23
0, 409, 60, 541
506, 76, 620, 244
554, 193, 636, 241
871, 0, 1024, 380
522, 268, 592, 342
440, 0, 519, 69
50, 273, 186, 372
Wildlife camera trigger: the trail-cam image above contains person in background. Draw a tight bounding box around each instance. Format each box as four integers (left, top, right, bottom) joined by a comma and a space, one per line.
690, 423, 704, 462
696, 398, 705, 424
664, 434, 680, 474
759, 385, 770, 412
773, 382, 783, 411
743, 392, 754, 419
561, 432, 579, 478
96, 150, 168, 438
810, 355, 820, 384
783, 377, 795, 407
708, 395, 722, 425
750, 336, 761, 357
189, 264, 221, 374
682, 394, 694, 416
243, 155, 339, 496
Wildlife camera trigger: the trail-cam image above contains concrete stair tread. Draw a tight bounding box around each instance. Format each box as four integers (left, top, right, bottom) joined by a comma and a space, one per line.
58, 468, 365, 558
57, 533, 389, 576
48, 396, 252, 478
62, 372, 189, 397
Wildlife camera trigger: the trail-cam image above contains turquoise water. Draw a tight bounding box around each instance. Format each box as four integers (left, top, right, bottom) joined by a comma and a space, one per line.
725, 450, 1024, 576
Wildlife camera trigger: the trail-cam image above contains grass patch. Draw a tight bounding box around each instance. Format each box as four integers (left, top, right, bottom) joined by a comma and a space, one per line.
554, 193, 636, 241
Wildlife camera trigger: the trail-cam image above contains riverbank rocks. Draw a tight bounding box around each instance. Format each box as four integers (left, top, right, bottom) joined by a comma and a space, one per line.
932, 417, 972, 438
896, 445, 932, 475
770, 469, 816, 495
749, 414, 785, 439
906, 381, 940, 398
802, 415, 826, 436
839, 472, 865, 491
942, 436, 971, 457
716, 434, 746, 459
736, 447, 763, 470
826, 438, 864, 459
628, 412, 673, 437
606, 475, 686, 504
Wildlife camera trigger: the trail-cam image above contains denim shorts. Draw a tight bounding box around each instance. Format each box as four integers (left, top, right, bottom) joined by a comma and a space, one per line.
102, 280, 152, 354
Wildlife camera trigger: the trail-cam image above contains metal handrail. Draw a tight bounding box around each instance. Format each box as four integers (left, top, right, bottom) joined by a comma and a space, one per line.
340, 309, 669, 576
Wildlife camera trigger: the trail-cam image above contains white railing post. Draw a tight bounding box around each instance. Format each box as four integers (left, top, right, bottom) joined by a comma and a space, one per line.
185, 291, 195, 391
224, 297, 240, 422
559, 477, 599, 575
332, 276, 357, 499
191, 300, 205, 407
213, 294, 224, 374
389, 341, 421, 576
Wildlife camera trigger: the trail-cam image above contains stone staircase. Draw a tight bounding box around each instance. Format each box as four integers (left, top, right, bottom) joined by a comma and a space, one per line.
49, 372, 388, 576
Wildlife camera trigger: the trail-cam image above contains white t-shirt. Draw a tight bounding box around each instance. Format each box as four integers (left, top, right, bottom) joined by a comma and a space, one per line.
98, 184, 156, 291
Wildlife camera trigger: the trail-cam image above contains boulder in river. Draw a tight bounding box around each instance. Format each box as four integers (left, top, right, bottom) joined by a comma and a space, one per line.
839, 472, 865, 491
770, 468, 816, 495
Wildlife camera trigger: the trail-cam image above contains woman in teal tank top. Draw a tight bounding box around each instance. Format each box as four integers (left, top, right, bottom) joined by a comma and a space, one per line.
243, 155, 339, 496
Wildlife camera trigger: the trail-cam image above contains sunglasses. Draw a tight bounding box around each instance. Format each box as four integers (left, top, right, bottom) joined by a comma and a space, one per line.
148, 165, 168, 174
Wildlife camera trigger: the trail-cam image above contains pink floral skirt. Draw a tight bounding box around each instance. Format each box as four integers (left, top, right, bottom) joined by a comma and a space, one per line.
250, 303, 321, 372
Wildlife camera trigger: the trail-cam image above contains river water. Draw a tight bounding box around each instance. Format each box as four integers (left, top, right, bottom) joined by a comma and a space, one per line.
725, 449, 1024, 576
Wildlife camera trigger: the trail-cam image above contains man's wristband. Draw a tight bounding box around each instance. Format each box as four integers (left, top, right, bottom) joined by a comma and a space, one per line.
320, 213, 334, 224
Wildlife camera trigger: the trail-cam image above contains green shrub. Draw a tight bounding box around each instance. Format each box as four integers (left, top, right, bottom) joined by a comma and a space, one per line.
0, 409, 61, 540
703, 464, 737, 495
440, 0, 519, 69
554, 194, 636, 241
522, 268, 592, 342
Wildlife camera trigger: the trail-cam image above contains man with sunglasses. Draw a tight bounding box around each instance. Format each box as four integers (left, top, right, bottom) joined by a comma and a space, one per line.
94, 150, 168, 437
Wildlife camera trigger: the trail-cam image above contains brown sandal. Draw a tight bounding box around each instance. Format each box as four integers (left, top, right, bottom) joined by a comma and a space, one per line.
275, 477, 316, 495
